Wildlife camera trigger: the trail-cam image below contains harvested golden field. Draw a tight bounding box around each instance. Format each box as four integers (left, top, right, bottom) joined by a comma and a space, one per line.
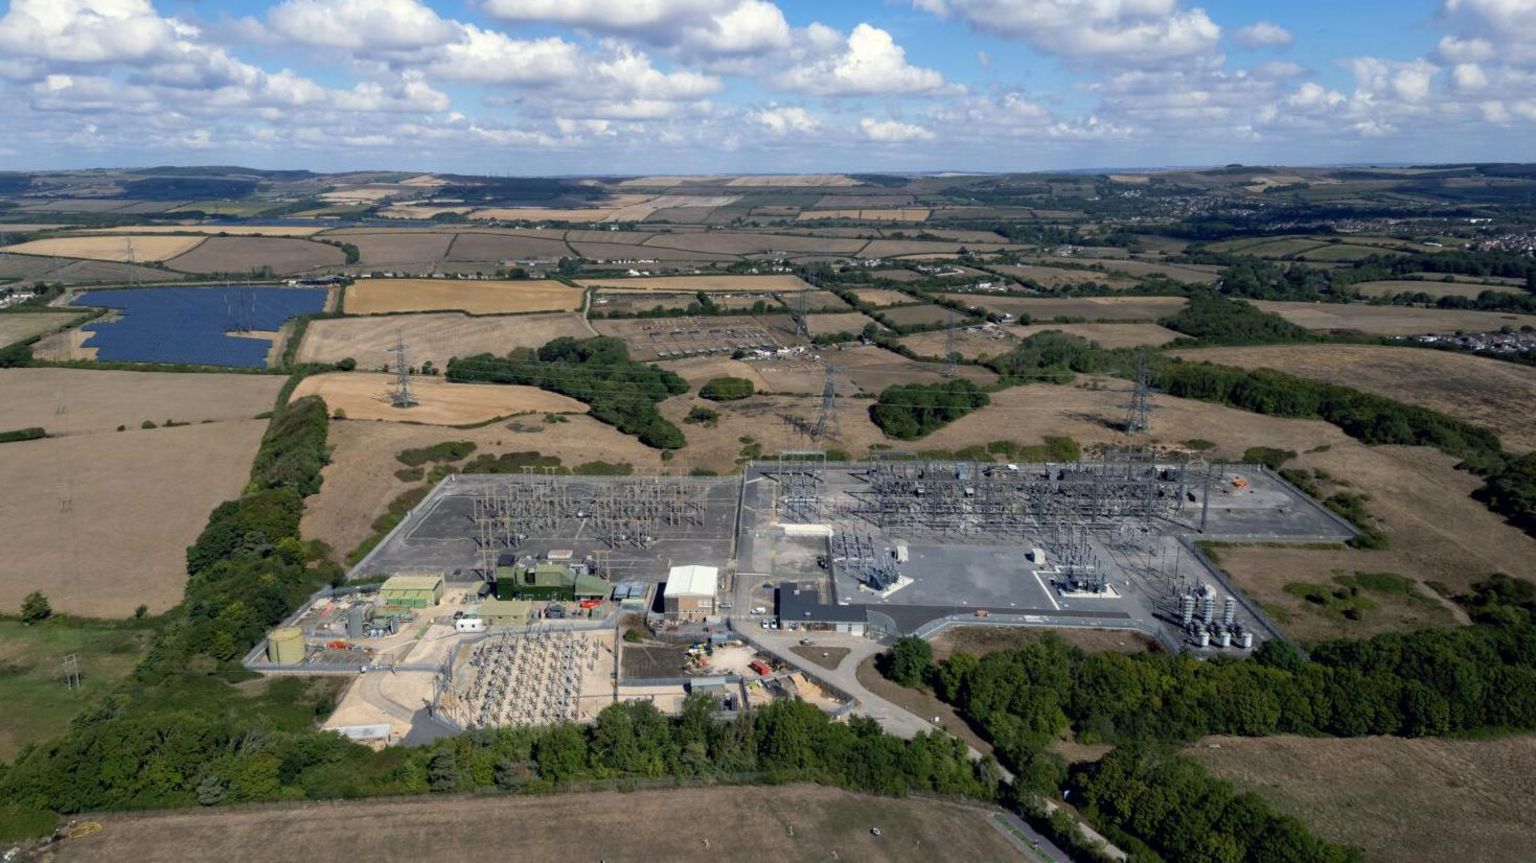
0, 420, 268, 617
1190, 735, 1536, 863
853, 288, 920, 306
165, 236, 345, 274
994, 263, 1137, 289
0, 311, 80, 347
644, 231, 866, 256
834, 344, 995, 393
796, 208, 930, 221
295, 312, 594, 369
1176, 344, 1536, 452
0, 368, 282, 435
576, 274, 809, 292
1014, 322, 1181, 348
292, 373, 586, 425
344, 278, 582, 314
75, 225, 329, 237
306, 416, 662, 556
1250, 300, 1536, 335
1352, 279, 1522, 299
443, 231, 574, 262
944, 293, 1188, 321
805, 311, 879, 337
591, 315, 802, 361
1031, 257, 1221, 284
897, 326, 1021, 361
59, 785, 1019, 863
3, 234, 205, 262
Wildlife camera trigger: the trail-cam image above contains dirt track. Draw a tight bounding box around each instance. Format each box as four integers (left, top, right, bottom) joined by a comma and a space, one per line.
58, 785, 1019, 863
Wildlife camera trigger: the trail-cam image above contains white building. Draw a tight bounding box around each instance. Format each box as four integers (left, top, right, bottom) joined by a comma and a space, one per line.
663, 565, 720, 622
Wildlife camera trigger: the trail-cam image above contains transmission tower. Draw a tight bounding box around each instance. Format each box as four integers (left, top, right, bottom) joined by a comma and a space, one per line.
1124, 349, 1152, 435
812, 363, 842, 442
62, 654, 81, 691
942, 306, 958, 378
386, 333, 418, 409
795, 287, 811, 339
124, 237, 139, 288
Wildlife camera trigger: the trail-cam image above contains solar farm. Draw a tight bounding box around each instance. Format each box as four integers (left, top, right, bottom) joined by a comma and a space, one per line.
70, 286, 328, 367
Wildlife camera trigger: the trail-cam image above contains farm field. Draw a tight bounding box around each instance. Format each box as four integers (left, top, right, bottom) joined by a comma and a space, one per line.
164, 236, 345, 274
804, 311, 879, 337
440, 231, 572, 262
1190, 735, 1536, 863
943, 294, 1187, 321
833, 344, 995, 393
660, 392, 887, 473
576, 274, 809, 292
292, 373, 587, 425
71, 286, 327, 367
643, 232, 866, 256
1249, 300, 1536, 335
993, 263, 1137, 289
1351, 279, 1523, 299
75, 225, 329, 237
2, 234, 207, 262
0, 420, 269, 617
1031, 257, 1219, 284
0, 311, 81, 347
897, 326, 1020, 361
0, 618, 155, 761
343, 278, 582, 315
305, 416, 662, 557
0, 368, 282, 435
879, 304, 960, 328
295, 312, 594, 369
852, 288, 920, 306
1014, 322, 1182, 348
1176, 344, 1536, 452
796, 208, 930, 221
323, 230, 454, 268
0, 257, 175, 286
56, 785, 1019, 863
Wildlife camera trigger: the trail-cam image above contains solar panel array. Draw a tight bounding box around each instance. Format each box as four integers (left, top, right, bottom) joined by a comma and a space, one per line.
73, 287, 328, 367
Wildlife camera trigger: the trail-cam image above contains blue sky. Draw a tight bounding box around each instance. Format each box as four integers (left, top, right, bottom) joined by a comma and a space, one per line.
0, 0, 1532, 174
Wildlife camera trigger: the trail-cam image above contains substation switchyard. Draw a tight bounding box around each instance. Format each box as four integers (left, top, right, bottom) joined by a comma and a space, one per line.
259, 452, 1355, 741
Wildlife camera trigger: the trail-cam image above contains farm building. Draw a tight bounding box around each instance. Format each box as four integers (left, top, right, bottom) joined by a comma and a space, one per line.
663, 565, 720, 622
777, 584, 868, 636
477, 598, 536, 628
378, 573, 444, 608
494, 560, 608, 601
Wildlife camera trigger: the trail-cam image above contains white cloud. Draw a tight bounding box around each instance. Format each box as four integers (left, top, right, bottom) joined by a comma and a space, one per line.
481, 0, 790, 56
266, 0, 459, 52
750, 105, 821, 136
1236, 21, 1292, 50
774, 23, 946, 96
916, 0, 1220, 66
0, 0, 183, 64
859, 117, 934, 142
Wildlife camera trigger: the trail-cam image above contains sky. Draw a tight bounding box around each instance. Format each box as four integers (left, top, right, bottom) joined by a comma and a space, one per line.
0, 0, 1533, 174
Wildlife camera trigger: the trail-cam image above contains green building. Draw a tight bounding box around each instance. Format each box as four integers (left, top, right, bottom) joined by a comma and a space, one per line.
379, 573, 444, 608
495, 561, 608, 601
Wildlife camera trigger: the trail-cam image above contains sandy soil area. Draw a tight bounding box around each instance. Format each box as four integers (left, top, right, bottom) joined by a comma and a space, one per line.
0, 420, 267, 616
292, 373, 587, 425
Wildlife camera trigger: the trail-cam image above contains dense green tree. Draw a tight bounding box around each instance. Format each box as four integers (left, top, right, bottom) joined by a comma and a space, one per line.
19, 591, 50, 623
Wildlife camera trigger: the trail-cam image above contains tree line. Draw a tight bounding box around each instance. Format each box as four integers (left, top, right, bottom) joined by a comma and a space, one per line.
870, 379, 991, 439
446, 336, 689, 449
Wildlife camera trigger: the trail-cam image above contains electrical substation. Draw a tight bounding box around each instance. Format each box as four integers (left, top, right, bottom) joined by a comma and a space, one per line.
259, 449, 1355, 742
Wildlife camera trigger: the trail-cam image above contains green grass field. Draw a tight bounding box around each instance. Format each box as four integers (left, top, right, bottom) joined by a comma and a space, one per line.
0, 617, 158, 760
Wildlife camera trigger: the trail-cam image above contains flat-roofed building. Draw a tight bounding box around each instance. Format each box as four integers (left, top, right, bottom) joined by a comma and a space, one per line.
379, 573, 444, 608
663, 565, 719, 622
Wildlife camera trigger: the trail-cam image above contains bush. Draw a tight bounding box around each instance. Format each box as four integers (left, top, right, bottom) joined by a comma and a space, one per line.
684, 405, 719, 426
700, 376, 755, 401
870, 380, 990, 439
886, 637, 933, 686
20, 591, 51, 623
0, 427, 46, 444
1242, 446, 1297, 470
396, 441, 477, 467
